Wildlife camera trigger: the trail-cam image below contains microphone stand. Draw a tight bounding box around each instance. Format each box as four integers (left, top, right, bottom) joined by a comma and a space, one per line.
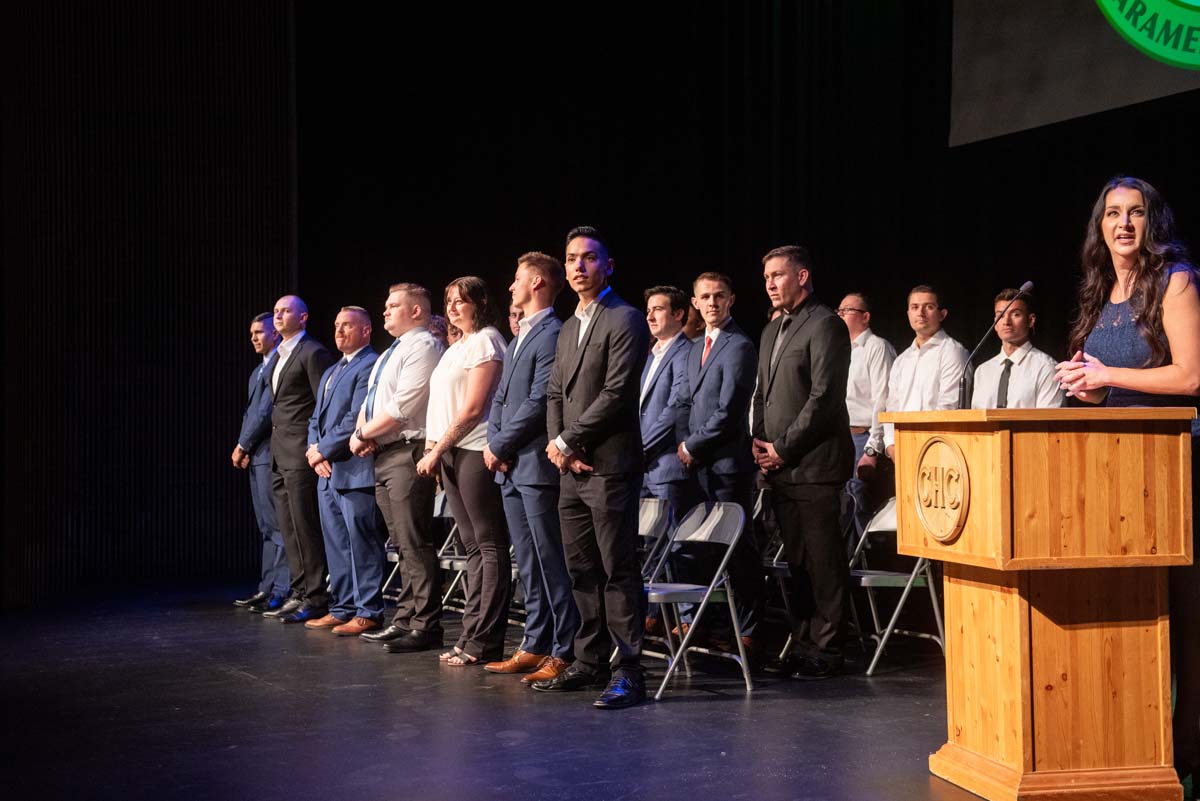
957, 284, 1032, 409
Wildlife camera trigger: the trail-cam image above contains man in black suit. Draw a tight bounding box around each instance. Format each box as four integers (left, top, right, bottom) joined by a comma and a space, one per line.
533, 226, 650, 709
264, 294, 337, 623
751, 246, 854, 679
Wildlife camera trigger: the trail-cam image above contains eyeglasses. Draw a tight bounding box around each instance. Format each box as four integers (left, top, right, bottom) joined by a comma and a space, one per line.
836, 307, 866, 316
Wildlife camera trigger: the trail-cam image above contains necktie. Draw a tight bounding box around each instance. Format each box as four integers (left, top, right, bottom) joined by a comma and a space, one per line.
325, 357, 350, 394
996, 358, 1013, 409
701, 335, 714, 366
770, 315, 792, 368
364, 339, 400, 422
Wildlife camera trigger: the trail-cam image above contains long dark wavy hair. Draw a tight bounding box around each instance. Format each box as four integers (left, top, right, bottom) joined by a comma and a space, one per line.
1068, 176, 1194, 366
443, 275, 502, 335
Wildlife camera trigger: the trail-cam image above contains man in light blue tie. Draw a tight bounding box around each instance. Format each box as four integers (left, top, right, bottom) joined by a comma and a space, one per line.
231, 313, 289, 612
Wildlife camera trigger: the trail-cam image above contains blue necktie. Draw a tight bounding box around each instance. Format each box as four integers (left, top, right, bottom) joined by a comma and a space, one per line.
325, 357, 350, 394
364, 339, 400, 421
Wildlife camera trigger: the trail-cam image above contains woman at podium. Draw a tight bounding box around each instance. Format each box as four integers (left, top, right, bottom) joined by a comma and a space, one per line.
1056, 175, 1200, 785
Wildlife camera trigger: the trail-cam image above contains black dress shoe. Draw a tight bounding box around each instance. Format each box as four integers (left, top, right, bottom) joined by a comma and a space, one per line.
530, 665, 610, 693
247, 594, 287, 613
360, 623, 410, 643
762, 653, 802, 675
790, 654, 844, 681
262, 598, 303, 619
593, 669, 645, 709
382, 629, 444, 653
233, 590, 269, 608
280, 604, 328, 625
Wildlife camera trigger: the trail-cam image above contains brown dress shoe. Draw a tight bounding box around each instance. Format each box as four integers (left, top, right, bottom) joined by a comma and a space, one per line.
522, 656, 570, 684
332, 617, 379, 637
304, 613, 348, 630
484, 649, 547, 674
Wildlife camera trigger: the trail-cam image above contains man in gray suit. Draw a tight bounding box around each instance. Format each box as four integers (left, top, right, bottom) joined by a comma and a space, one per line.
534, 226, 650, 709
751, 246, 854, 679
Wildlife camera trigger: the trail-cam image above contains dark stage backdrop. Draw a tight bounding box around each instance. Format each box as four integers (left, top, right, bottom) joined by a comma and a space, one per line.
4, 2, 1199, 608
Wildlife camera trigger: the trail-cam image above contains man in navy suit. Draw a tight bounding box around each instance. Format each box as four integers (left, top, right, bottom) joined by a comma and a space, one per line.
303, 306, 388, 636
482, 252, 579, 684
639, 285, 697, 517
677, 272, 764, 638
264, 294, 337, 623
231, 312, 289, 612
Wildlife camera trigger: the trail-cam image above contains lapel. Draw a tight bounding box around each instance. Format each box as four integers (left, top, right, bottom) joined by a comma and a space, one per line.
501, 313, 553, 397
766, 303, 814, 395
642, 334, 688, 410
276, 335, 307, 393
564, 291, 612, 389
693, 321, 738, 395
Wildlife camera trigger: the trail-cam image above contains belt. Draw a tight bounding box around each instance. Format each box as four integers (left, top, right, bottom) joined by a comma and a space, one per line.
376, 437, 422, 452
849, 426, 869, 435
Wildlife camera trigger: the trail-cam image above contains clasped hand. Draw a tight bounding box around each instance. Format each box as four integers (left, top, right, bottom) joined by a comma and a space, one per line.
1054, 350, 1109, 403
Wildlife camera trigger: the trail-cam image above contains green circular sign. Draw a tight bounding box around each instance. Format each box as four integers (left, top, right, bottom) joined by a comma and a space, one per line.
1097, 0, 1200, 69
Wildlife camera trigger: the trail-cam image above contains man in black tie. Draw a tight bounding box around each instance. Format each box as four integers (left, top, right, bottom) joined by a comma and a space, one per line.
230, 312, 290, 613
751, 246, 854, 679
264, 295, 337, 623
970, 289, 1064, 410
534, 226, 650, 709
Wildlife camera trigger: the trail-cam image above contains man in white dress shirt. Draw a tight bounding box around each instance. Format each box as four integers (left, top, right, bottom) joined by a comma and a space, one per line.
838, 292, 896, 527
348, 282, 446, 652
971, 289, 1064, 410
883, 285, 970, 461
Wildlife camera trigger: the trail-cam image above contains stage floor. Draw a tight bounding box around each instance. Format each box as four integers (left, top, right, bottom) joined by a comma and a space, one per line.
1, 587, 978, 801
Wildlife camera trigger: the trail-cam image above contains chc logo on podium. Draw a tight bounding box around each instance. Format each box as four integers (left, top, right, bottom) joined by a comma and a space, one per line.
915, 436, 970, 544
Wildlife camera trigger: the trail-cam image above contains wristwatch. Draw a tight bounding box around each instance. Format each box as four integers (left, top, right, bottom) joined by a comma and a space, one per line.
863, 445, 881, 458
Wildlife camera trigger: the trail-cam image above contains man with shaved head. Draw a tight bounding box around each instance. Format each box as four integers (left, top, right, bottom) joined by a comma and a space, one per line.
263, 294, 337, 623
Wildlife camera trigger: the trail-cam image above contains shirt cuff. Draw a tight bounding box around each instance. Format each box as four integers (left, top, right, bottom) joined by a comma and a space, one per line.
554, 435, 573, 457
882, 422, 895, 450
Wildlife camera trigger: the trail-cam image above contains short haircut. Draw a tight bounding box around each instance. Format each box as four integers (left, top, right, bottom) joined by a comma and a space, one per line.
908, 284, 943, 308
252, 312, 273, 325
644, 285, 689, 316
518, 251, 566, 297
761, 245, 812, 270
339, 305, 372, 325
842, 292, 871, 314
444, 275, 501, 332
388, 282, 432, 313
565, 225, 608, 253
994, 287, 1034, 315
693, 272, 734, 293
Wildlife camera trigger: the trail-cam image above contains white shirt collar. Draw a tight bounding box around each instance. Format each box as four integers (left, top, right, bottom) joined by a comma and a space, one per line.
909, 328, 948, 352
339, 346, 366, 363
575, 285, 612, 318
653, 330, 683, 356
518, 307, 554, 336
995, 339, 1033, 365
851, 328, 873, 348
277, 329, 306, 355
705, 316, 732, 338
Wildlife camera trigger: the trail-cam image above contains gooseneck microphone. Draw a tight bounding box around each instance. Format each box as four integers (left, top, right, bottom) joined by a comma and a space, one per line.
957, 281, 1034, 409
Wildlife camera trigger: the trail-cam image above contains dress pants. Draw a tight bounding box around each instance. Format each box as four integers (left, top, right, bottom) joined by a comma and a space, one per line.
317, 478, 388, 621
559, 471, 644, 672
441, 448, 510, 660
845, 430, 870, 541
695, 468, 764, 634
271, 463, 330, 607
501, 478, 578, 659
374, 441, 441, 634
769, 479, 848, 659
249, 460, 289, 595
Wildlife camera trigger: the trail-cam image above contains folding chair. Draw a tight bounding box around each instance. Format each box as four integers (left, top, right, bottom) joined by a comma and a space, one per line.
383, 493, 455, 605
637, 497, 672, 579
848, 496, 945, 676
646, 502, 753, 700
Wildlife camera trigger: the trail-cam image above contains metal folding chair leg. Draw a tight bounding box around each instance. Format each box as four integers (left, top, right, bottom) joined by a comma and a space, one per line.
866, 557, 933, 676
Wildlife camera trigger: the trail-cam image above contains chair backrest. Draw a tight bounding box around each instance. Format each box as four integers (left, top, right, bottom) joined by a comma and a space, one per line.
864, 496, 897, 534
433, 491, 450, 518
671, 501, 745, 547
638, 497, 671, 542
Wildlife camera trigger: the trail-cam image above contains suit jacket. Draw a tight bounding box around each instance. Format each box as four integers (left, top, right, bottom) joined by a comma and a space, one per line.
640, 334, 692, 484
682, 320, 758, 475
239, 358, 274, 467
547, 290, 650, 475
270, 333, 336, 470
487, 312, 562, 487
308, 347, 378, 491
751, 297, 854, 485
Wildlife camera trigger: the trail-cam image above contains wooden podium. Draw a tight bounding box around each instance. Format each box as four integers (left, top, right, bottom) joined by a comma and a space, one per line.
881, 408, 1194, 801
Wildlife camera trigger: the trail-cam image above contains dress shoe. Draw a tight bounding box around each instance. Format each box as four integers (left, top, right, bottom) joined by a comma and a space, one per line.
383, 629, 444, 653
593, 669, 646, 709
484, 650, 547, 674
247, 594, 287, 613
522, 656, 570, 685
332, 617, 379, 637
360, 623, 410, 643
262, 598, 303, 619
790, 654, 844, 681
303, 613, 348, 630
233, 590, 269, 608
530, 664, 609, 693
280, 604, 328, 625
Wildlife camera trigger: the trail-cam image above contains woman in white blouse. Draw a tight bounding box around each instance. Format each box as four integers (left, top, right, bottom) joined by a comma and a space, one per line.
416, 277, 510, 665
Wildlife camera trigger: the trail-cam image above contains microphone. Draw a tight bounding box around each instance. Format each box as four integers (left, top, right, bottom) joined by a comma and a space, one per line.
957, 281, 1033, 409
